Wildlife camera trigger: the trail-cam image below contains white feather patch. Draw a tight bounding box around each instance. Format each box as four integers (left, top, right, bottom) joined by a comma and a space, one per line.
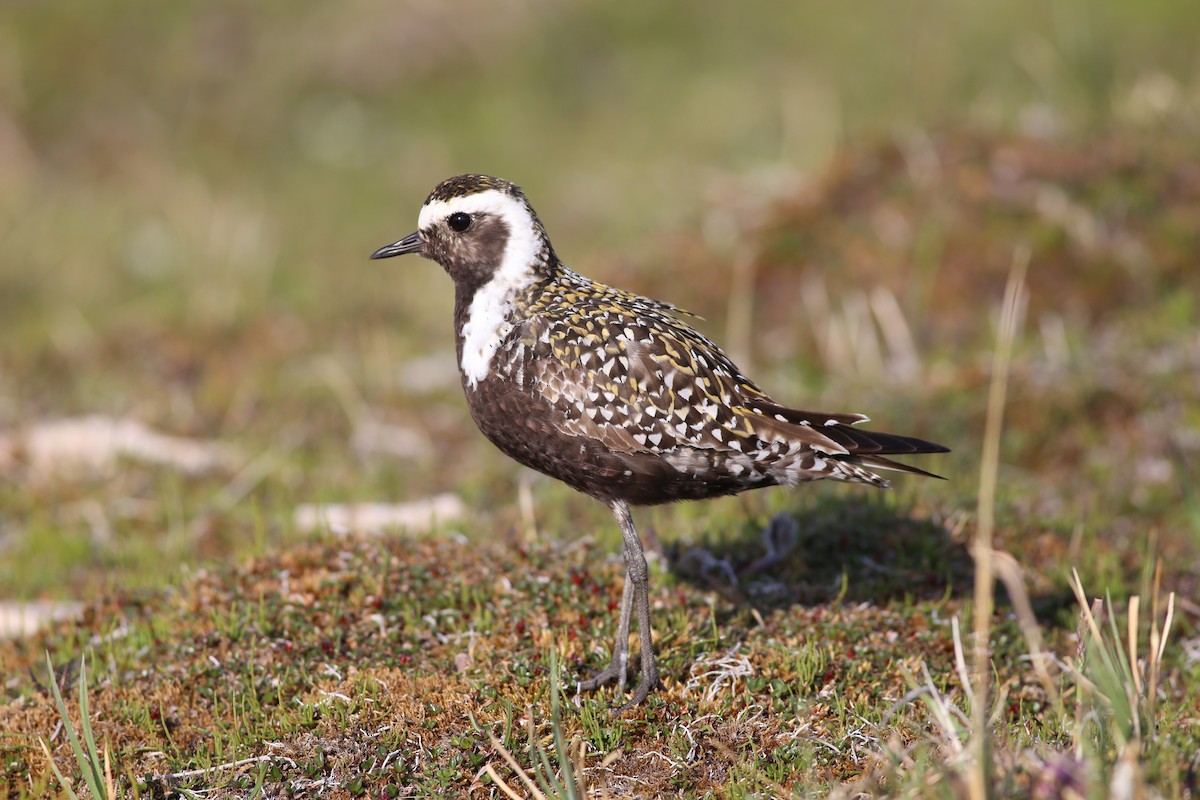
419, 190, 543, 388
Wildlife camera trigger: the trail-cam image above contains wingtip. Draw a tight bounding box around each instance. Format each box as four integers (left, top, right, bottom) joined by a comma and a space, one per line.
855, 454, 948, 481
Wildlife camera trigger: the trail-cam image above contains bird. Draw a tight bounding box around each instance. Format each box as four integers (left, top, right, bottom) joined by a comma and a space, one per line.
370, 174, 949, 710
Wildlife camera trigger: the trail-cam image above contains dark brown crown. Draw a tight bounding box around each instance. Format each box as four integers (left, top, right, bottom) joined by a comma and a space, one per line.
425, 174, 526, 205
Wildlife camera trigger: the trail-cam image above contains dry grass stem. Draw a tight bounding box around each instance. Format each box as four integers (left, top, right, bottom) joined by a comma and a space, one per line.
968, 246, 1029, 800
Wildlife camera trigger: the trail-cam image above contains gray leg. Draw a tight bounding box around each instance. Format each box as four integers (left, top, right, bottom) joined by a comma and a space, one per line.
575, 558, 632, 693
575, 499, 660, 710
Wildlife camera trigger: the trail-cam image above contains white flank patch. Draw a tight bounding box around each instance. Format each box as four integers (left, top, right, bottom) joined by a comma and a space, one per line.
664, 449, 709, 472
419, 189, 543, 388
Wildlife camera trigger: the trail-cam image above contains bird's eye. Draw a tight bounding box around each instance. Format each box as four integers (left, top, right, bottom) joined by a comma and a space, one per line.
447, 212, 472, 232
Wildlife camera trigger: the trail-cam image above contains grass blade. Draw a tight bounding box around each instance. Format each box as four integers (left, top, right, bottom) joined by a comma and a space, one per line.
43, 653, 107, 800
37, 737, 80, 800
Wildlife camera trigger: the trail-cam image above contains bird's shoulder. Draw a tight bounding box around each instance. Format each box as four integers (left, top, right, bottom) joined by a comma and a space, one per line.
509, 268, 773, 454
517, 268, 736, 377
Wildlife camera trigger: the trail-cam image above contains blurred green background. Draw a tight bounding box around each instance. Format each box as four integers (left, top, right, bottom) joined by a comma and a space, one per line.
1, 0, 1198, 597
4, 0, 1197, 333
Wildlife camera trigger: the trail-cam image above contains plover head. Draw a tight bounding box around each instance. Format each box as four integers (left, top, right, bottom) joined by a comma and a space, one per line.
371, 174, 560, 388
370, 174, 557, 299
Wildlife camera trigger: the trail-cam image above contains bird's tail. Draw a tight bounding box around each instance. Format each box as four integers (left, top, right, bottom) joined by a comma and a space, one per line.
744, 400, 950, 486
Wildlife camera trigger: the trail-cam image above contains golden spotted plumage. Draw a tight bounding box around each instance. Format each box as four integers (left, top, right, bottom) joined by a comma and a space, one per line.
517, 269, 762, 450
493, 266, 921, 489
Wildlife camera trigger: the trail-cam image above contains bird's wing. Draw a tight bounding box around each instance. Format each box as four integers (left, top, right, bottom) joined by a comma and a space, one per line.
524, 279, 854, 459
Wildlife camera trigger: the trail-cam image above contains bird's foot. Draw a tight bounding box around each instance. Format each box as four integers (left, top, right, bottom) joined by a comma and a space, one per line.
575, 660, 626, 694
575, 647, 659, 713
612, 662, 659, 714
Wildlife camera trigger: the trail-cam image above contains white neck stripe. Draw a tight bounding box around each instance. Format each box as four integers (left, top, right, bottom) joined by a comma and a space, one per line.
419, 189, 544, 388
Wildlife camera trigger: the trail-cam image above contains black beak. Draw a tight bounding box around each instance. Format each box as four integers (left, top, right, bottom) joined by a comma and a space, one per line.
370, 231, 424, 260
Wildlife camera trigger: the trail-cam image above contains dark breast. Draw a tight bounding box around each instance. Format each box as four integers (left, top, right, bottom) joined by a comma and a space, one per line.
449, 285, 648, 503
